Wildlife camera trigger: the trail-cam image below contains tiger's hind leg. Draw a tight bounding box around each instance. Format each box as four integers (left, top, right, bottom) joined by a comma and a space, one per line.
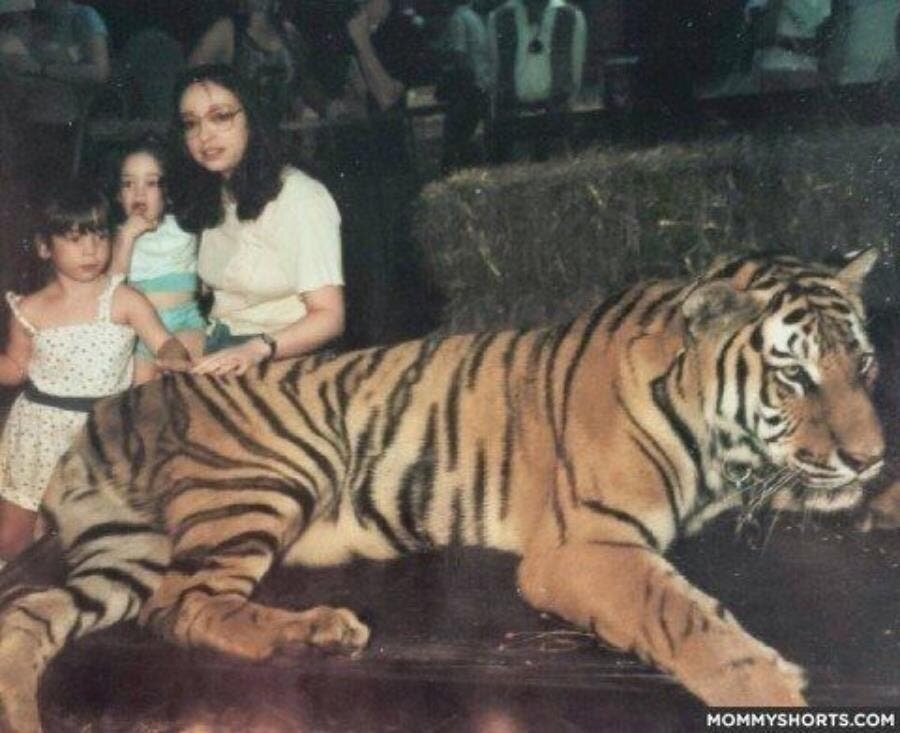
138, 491, 369, 662
0, 536, 169, 732
0, 454, 170, 732
0, 541, 169, 731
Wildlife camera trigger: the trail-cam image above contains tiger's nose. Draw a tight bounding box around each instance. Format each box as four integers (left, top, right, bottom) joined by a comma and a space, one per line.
836, 448, 884, 475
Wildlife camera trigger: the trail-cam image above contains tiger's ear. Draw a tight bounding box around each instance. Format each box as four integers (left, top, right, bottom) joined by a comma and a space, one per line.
682, 280, 762, 338
836, 247, 879, 292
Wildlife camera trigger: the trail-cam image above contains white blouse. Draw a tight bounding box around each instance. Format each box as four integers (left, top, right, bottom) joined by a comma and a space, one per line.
198, 167, 344, 336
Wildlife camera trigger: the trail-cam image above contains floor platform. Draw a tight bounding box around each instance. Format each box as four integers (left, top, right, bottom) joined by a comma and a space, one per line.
28, 513, 900, 731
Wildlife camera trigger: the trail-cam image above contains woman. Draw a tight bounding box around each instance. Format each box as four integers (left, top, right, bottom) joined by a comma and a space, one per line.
169, 64, 345, 376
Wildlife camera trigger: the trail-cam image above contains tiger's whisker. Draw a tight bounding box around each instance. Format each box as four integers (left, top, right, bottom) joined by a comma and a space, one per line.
757, 507, 785, 554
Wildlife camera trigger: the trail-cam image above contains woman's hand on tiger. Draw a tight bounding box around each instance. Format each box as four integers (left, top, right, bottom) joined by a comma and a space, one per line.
191, 340, 269, 377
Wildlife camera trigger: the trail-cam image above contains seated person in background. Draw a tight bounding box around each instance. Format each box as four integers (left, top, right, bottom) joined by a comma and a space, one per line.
189, 0, 331, 125
435, 0, 491, 172
344, 0, 405, 113
0, 0, 109, 183
295, 0, 432, 172
297, 0, 431, 120
746, 0, 832, 92
698, 0, 759, 98
486, 0, 586, 161
0, 1, 34, 70
0, 2, 35, 161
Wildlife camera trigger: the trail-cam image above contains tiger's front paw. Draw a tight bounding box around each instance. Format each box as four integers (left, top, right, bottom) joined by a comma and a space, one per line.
701, 652, 807, 707
276, 605, 370, 656
0, 671, 41, 733
0, 625, 44, 733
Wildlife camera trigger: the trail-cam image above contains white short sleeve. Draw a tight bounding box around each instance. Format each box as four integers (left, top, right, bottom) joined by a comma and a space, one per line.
272, 169, 344, 293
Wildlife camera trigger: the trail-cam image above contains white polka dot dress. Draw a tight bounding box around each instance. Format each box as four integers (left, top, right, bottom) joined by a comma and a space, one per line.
0, 275, 136, 511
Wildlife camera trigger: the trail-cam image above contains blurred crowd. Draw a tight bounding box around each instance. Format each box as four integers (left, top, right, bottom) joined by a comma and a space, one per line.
0, 0, 896, 184
0, 0, 599, 179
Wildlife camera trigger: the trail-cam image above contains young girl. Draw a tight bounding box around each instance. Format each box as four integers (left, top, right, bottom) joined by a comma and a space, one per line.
0, 183, 191, 563
110, 136, 206, 384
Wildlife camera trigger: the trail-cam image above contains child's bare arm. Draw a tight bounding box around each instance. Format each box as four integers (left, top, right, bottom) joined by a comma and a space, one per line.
116, 286, 192, 371
0, 313, 31, 387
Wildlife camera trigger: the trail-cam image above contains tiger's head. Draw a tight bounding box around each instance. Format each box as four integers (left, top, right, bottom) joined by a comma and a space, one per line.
682, 249, 885, 514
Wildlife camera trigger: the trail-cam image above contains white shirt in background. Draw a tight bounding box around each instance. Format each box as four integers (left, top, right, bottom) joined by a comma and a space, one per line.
488, 0, 587, 105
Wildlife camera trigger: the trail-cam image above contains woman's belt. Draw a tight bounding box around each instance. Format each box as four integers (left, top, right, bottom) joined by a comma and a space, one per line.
23, 381, 105, 412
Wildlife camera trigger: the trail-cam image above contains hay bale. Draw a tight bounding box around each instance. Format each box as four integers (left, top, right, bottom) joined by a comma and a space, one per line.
413, 125, 900, 332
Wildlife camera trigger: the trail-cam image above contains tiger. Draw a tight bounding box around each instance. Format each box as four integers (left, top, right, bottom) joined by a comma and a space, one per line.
0, 249, 890, 730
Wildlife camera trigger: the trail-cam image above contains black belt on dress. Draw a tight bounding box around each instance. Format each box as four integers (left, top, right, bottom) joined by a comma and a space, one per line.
23, 381, 103, 413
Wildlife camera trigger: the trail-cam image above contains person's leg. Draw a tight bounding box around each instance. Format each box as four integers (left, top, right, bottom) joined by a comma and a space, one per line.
0, 499, 38, 563
537, 105, 572, 161
487, 113, 515, 164
442, 98, 467, 173
442, 87, 487, 173
204, 322, 230, 355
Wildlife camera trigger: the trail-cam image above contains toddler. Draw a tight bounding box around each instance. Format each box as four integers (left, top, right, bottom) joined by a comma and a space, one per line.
110, 136, 205, 384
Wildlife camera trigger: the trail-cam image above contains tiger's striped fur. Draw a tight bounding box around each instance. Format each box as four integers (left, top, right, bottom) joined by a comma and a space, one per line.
0, 251, 887, 729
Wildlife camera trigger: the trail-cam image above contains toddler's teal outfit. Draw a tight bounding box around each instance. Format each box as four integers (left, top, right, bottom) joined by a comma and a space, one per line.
128, 214, 205, 358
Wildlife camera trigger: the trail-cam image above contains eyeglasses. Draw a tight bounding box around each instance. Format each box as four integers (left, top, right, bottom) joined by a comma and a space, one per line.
180, 107, 244, 138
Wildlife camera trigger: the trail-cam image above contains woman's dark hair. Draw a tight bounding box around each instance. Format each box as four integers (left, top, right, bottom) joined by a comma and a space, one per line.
168, 64, 284, 234
34, 182, 111, 242
106, 133, 171, 226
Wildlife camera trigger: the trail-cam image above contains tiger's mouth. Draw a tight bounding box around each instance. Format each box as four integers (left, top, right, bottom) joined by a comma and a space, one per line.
795, 480, 865, 513
726, 461, 870, 515
775, 452, 884, 513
